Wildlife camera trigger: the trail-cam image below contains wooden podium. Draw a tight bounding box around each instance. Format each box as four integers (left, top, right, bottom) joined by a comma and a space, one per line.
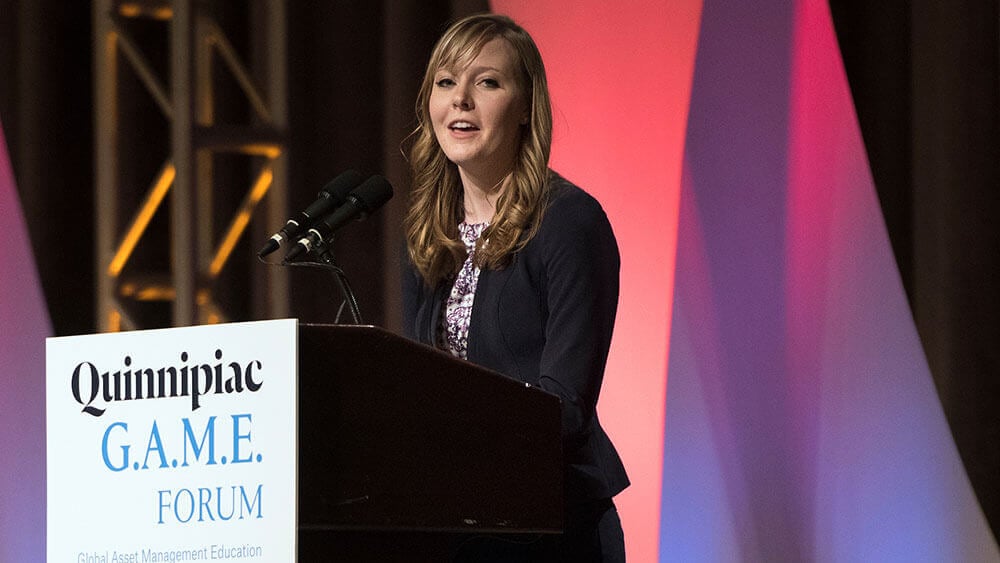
296, 324, 563, 561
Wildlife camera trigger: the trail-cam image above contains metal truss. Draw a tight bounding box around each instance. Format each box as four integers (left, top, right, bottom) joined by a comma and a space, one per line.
94, 0, 288, 331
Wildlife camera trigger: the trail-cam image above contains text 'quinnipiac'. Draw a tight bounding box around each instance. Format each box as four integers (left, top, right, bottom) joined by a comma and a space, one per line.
70, 350, 263, 416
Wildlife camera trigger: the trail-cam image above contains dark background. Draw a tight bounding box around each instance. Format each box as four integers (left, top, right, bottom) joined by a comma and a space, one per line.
1, 0, 997, 539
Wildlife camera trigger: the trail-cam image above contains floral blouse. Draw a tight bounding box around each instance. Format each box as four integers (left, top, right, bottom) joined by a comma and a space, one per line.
439, 221, 488, 359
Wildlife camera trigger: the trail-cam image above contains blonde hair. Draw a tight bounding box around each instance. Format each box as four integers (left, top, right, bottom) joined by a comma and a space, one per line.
405, 13, 553, 285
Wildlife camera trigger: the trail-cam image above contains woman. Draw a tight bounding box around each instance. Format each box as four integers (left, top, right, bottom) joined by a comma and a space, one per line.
402, 14, 629, 562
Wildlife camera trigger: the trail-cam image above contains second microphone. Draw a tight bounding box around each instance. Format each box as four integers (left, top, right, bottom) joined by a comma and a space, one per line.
283, 175, 394, 262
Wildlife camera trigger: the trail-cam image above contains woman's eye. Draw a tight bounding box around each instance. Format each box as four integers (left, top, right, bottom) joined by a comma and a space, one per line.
435, 78, 455, 87
480, 78, 500, 88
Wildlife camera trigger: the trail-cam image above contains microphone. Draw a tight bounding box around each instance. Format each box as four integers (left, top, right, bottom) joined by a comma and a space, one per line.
284, 175, 394, 262
258, 169, 364, 257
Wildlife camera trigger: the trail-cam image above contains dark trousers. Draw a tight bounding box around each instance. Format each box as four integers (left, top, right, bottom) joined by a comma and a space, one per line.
453, 499, 625, 562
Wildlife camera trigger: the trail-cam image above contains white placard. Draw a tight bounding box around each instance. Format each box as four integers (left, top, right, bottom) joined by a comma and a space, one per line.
46, 319, 298, 563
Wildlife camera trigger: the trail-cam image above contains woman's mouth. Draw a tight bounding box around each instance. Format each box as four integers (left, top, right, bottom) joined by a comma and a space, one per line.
449, 121, 480, 132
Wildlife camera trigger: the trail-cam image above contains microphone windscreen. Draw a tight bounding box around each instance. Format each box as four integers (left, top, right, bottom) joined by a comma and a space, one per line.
351, 175, 394, 212
318, 169, 365, 205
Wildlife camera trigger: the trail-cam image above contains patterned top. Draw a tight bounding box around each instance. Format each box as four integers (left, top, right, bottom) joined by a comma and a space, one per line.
439, 221, 488, 359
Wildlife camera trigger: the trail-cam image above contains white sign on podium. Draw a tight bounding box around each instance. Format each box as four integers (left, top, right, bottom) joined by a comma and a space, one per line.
46, 319, 298, 562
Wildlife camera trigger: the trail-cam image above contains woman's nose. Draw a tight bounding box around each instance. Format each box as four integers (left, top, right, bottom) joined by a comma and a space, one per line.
453, 87, 473, 110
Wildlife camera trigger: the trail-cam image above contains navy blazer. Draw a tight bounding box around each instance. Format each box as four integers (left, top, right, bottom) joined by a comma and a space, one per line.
403, 175, 629, 505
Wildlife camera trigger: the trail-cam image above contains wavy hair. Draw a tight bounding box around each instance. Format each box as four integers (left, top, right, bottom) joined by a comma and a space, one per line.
405, 14, 553, 285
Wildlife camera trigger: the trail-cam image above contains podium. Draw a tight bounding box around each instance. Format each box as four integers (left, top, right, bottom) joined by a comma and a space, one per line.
296, 324, 563, 560
46, 320, 561, 562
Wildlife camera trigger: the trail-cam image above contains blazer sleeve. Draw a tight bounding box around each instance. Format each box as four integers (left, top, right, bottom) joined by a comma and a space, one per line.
533, 192, 620, 453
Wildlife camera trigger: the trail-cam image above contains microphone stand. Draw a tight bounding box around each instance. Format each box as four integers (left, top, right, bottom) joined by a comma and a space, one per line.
312, 237, 364, 325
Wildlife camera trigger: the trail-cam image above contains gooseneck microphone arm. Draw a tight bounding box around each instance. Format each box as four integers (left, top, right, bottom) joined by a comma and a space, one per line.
312, 239, 363, 324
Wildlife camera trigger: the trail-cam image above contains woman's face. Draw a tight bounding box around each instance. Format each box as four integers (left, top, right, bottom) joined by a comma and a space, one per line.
429, 38, 528, 183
